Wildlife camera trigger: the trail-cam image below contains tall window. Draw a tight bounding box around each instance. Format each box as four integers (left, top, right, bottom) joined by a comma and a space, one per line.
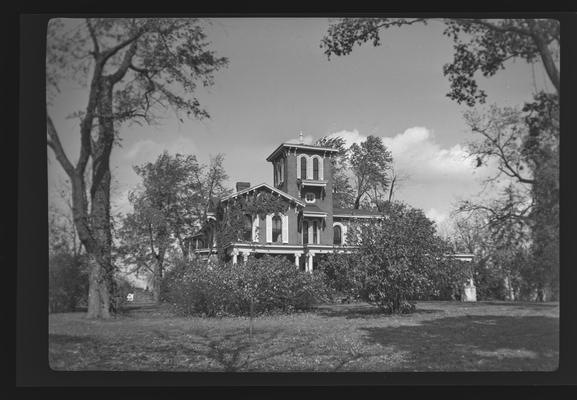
300, 156, 307, 180
313, 157, 319, 180
313, 221, 318, 244
303, 221, 309, 244
243, 215, 252, 241
272, 215, 282, 243
333, 225, 342, 245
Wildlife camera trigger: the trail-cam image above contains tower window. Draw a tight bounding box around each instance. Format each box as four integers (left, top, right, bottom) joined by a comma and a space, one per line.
313, 157, 319, 180
300, 156, 307, 180
303, 220, 309, 244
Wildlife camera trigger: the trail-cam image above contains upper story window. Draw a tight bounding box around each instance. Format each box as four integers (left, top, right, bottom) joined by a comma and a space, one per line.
272, 215, 282, 243
274, 160, 284, 186
313, 158, 319, 180
313, 221, 319, 244
243, 215, 253, 241
305, 192, 315, 203
333, 225, 342, 245
300, 156, 307, 180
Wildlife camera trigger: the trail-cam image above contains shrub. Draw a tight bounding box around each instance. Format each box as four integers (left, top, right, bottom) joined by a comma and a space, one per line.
317, 253, 360, 302
348, 202, 469, 313
161, 255, 332, 317
49, 252, 88, 313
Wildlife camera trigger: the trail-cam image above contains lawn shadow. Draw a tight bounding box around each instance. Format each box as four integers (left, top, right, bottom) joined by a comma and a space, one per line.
314, 303, 443, 320
360, 314, 559, 371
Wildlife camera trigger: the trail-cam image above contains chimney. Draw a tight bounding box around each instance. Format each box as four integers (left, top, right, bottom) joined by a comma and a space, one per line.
236, 182, 250, 192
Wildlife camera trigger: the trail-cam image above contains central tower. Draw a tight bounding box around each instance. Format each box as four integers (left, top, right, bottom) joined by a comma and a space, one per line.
266, 140, 339, 245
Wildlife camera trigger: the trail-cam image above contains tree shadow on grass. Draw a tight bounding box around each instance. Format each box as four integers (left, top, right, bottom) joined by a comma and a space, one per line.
314, 303, 443, 320
49, 328, 310, 372
360, 315, 559, 371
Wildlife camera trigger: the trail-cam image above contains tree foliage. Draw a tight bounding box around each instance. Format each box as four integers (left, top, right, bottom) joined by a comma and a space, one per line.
322, 18, 559, 106
349, 135, 393, 209
117, 151, 230, 301
46, 18, 227, 318
347, 202, 468, 313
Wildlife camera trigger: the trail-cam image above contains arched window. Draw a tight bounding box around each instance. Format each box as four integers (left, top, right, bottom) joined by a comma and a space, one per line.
243, 214, 252, 241
300, 156, 307, 180
333, 225, 342, 245
313, 157, 319, 180
272, 215, 282, 243
302, 221, 309, 244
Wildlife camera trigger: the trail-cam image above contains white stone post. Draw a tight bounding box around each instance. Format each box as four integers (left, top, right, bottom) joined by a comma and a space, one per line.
306, 253, 314, 273
242, 252, 249, 263
232, 249, 239, 265
294, 253, 300, 268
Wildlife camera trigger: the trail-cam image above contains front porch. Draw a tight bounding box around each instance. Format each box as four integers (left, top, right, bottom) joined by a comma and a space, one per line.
224, 242, 357, 272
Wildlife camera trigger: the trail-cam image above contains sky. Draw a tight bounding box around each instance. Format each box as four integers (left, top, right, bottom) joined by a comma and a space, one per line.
48, 17, 553, 228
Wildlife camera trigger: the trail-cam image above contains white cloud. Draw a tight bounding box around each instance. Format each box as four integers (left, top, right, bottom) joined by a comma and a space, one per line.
325, 126, 499, 217
122, 136, 199, 163
425, 207, 448, 225
326, 129, 366, 148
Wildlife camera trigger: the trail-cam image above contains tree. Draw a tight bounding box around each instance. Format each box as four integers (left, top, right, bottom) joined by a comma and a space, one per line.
322, 18, 559, 301
314, 136, 355, 208
117, 152, 230, 301
46, 18, 227, 318
348, 201, 468, 313
349, 135, 393, 209
459, 93, 559, 300
321, 18, 559, 106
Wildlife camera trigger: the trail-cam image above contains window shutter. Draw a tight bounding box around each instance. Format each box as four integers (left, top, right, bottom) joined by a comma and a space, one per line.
266, 214, 272, 243
252, 215, 259, 242
297, 156, 302, 179
282, 214, 289, 243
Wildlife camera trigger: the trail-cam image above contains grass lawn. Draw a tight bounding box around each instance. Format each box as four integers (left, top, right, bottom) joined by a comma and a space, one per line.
49, 301, 559, 372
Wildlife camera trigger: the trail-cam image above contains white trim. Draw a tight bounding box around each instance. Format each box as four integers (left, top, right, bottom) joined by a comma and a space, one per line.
297, 154, 307, 179
307, 155, 313, 179
221, 182, 305, 206
252, 214, 259, 242
301, 180, 327, 188
310, 155, 323, 180
266, 214, 272, 243
282, 214, 289, 243
333, 221, 347, 245
305, 192, 315, 203
333, 214, 384, 219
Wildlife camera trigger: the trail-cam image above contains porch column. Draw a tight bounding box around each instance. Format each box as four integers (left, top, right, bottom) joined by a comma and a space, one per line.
242, 251, 249, 263
294, 252, 301, 268
232, 249, 239, 265
306, 253, 314, 273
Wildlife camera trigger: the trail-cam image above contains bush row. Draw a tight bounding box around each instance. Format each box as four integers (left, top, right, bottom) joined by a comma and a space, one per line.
161, 255, 332, 317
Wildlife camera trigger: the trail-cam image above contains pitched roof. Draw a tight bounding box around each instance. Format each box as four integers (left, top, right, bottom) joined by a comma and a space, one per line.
333, 207, 384, 218
266, 142, 339, 161
220, 183, 306, 206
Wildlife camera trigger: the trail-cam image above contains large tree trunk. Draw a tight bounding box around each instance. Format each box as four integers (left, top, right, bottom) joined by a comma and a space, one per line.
85, 78, 116, 318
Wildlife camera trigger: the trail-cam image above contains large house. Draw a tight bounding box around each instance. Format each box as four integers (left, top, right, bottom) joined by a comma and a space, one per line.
191, 139, 384, 271
191, 138, 475, 299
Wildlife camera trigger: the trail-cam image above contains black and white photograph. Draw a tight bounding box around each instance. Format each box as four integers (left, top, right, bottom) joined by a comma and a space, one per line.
37, 15, 562, 375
